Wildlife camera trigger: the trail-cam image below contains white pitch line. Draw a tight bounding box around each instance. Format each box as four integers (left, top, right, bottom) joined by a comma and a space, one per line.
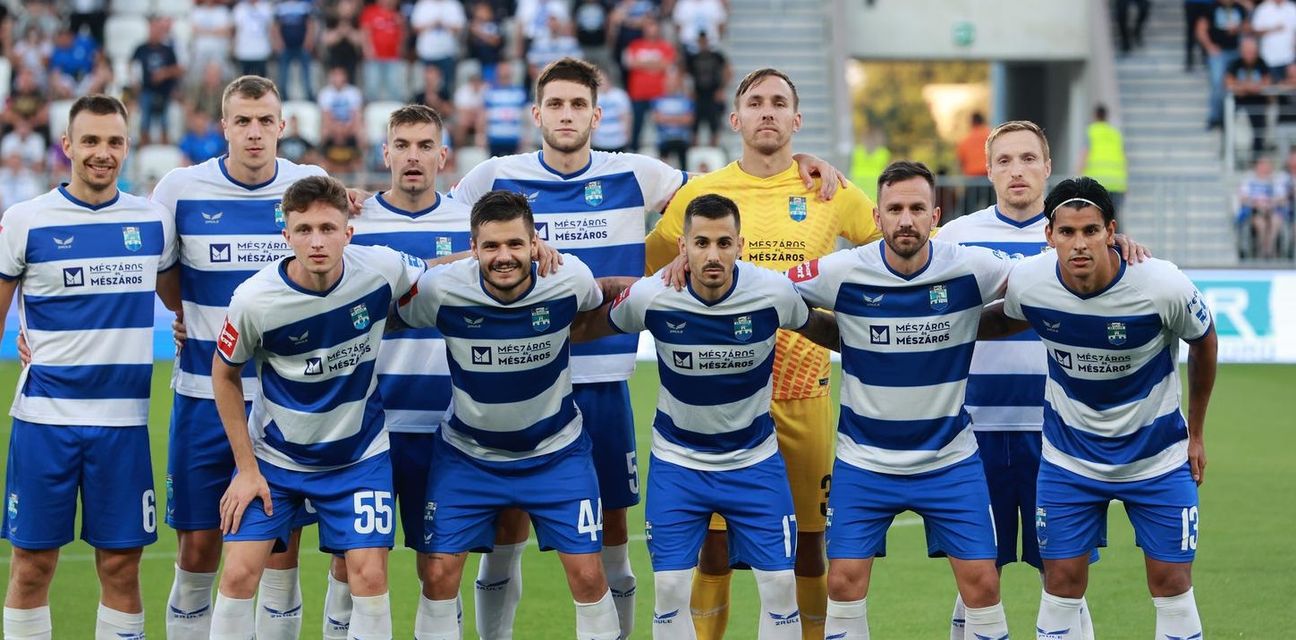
0, 517, 924, 565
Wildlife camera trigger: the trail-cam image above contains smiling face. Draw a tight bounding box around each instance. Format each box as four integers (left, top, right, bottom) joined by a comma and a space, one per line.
534, 79, 601, 154
63, 111, 128, 195
384, 121, 446, 198
472, 217, 535, 296
731, 74, 801, 156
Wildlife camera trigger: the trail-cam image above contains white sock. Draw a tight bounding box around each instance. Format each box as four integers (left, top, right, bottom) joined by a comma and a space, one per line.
3, 605, 52, 640
753, 569, 801, 639
950, 593, 966, 640
602, 543, 636, 639
1037, 591, 1083, 639
323, 571, 353, 640
964, 602, 1009, 640
475, 542, 525, 640
824, 597, 869, 639
1077, 597, 1095, 640
255, 567, 302, 640
94, 603, 145, 640
350, 593, 393, 639
414, 595, 461, 640
211, 594, 256, 640
575, 590, 621, 640
1153, 588, 1202, 640
651, 569, 696, 639
167, 564, 216, 639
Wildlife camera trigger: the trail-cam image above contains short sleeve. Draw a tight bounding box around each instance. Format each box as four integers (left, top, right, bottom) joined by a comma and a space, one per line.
156, 203, 179, 271
567, 256, 604, 312
775, 275, 812, 330
835, 180, 882, 246
0, 209, 29, 280
964, 245, 1015, 303
644, 184, 689, 273
149, 168, 184, 215
1159, 267, 1214, 342
607, 276, 653, 334
397, 263, 452, 329
1002, 269, 1026, 321
622, 153, 687, 214
788, 253, 841, 310
218, 289, 261, 366
373, 245, 427, 297
448, 157, 498, 206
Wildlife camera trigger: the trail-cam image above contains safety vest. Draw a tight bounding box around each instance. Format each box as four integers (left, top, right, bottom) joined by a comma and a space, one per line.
851, 144, 891, 201
1084, 122, 1128, 193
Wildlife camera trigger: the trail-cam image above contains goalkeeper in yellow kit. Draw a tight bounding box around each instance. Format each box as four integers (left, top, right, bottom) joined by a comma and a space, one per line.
645, 68, 880, 640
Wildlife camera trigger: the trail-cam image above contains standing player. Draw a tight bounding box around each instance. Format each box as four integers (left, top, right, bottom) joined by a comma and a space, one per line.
591, 194, 841, 639
209, 175, 425, 640
980, 178, 1215, 640
792, 161, 1013, 639
0, 95, 178, 639
644, 67, 880, 639
155, 75, 327, 639
320, 104, 473, 639
396, 190, 622, 640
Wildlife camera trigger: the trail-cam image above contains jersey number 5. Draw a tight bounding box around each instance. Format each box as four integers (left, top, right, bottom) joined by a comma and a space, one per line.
354, 490, 394, 535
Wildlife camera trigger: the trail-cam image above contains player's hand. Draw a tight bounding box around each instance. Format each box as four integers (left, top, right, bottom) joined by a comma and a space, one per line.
172, 315, 187, 353
660, 254, 689, 291
792, 153, 846, 201
1112, 233, 1151, 263
346, 188, 371, 217
1188, 437, 1207, 486
533, 238, 563, 276
16, 332, 30, 367
220, 468, 272, 535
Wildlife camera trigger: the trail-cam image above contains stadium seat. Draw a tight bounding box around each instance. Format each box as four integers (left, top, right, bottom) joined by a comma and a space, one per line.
456, 145, 489, 173
169, 19, 192, 60
282, 101, 323, 146
113, 0, 152, 15
364, 101, 405, 147
687, 146, 728, 174
152, 0, 195, 17
134, 145, 185, 187
48, 99, 77, 143
104, 15, 150, 64
0, 58, 10, 104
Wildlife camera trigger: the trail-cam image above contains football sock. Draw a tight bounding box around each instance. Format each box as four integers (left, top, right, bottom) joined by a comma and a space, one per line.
574, 590, 621, 640
475, 542, 525, 640
166, 564, 215, 639
824, 597, 869, 639
350, 592, 392, 639
754, 569, 801, 639
652, 569, 697, 639
689, 570, 731, 639
3, 605, 52, 639
1078, 597, 1095, 640
414, 595, 460, 640
795, 574, 828, 640
322, 570, 353, 640
964, 602, 1009, 640
949, 593, 967, 640
210, 593, 255, 640
94, 604, 144, 640
255, 567, 302, 640
1153, 588, 1202, 640
602, 543, 636, 639
1037, 591, 1084, 638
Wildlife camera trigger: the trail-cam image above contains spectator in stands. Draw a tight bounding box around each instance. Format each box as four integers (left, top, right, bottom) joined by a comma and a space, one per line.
624, 18, 675, 150
527, 15, 584, 84
11, 25, 52, 82
274, 0, 318, 101
1226, 37, 1272, 153
686, 32, 729, 147
1185, 0, 1216, 70
515, 0, 571, 55
956, 112, 991, 177
0, 8, 13, 61
574, 0, 614, 73
653, 70, 694, 169
1082, 104, 1130, 214
593, 67, 632, 152
0, 152, 43, 212
481, 61, 528, 156
1251, 0, 1296, 80
412, 0, 467, 103
279, 114, 319, 166
361, 0, 407, 102
2, 67, 49, 137
412, 64, 457, 124
452, 72, 487, 147
1197, 0, 1248, 129
190, 0, 234, 74
132, 16, 184, 146
1238, 155, 1288, 258
14, 1, 60, 40
0, 120, 47, 172
466, 1, 506, 83
185, 61, 228, 123
607, 0, 656, 85
68, 0, 108, 45
672, 0, 727, 58
322, 0, 366, 84
76, 56, 115, 96
319, 66, 366, 141
178, 110, 228, 166
1116, 0, 1151, 53
233, 0, 275, 77
320, 125, 364, 175
49, 26, 97, 87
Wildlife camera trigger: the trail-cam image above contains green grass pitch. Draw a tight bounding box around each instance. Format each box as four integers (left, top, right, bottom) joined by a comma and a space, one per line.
0, 362, 1293, 638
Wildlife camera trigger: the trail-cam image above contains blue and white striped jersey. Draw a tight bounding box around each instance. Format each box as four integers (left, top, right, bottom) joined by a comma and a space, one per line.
608, 261, 809, 471
937, 205, 1050, 432
484, 84, 528, 145
217, 244, 425, 472
350, 192, 471, 433
396, 254, 603, 464
152, 156, 327, 401
0, 187, 177, 426
792, 240, 1014, 475
450, 150, 685, 383
1003, 253, 1214, 482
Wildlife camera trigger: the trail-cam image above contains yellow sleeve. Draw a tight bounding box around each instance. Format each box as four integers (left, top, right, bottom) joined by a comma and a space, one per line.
836, 179, 882, 245
645, 188, 690, 274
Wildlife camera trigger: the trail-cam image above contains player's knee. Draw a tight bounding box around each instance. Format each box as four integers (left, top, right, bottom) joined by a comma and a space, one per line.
601, 508, 629, 543
957, 564, 1001, 608
7, 549, 57, 592
330, 554, 349, 581
1146, 563, 1193, 598
566, 563, 608, 601
176, 530, 223, 572
1042, 559, 1088, 598
825, 565, 867, 601
345, 559, 388, 595
96, 549, 143, 588
217, 560, 263, 598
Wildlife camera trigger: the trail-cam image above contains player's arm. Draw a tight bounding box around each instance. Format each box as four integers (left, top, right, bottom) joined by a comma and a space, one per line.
977, 300, 1031, 340
0, 278, 18, 338
793, 308, 839, 351
157, 268, 182, 313
211, 354, 272, 534
571, 276, 638, 343
1185, 326, 1217, 486
791, 152, 846, 201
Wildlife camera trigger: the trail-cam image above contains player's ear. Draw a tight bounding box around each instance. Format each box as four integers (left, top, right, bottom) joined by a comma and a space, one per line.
436, 145, 447, 171
729, 111, 740, 132
677, 235, 686, 256
932, 205, 942, 227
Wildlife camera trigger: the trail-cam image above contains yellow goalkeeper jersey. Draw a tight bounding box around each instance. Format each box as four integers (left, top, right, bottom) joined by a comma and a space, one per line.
645, 160, 880, 400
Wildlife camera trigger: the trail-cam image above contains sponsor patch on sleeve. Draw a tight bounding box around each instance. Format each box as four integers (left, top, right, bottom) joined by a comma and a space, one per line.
217, 319, 239, 359
788, 259, 819, 283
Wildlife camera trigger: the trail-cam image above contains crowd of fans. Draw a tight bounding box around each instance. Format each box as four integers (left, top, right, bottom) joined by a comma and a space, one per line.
0, 0, 735, 210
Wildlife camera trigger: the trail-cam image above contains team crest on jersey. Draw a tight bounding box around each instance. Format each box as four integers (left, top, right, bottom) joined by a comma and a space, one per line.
351, 303, 371, 330
788, 196, 808, 222
1035, 507, 1048, 548
274, 202, 286, 229
1107, 321, 1127, 346
584, 181, 604, 207
6, 493, 16, 520
435, 236, 453, 257
929, 284, 949, 311
532, 306, 551, 331
122, 226, 142, 252
734, 315, 753, 341
424, 501, 437, 522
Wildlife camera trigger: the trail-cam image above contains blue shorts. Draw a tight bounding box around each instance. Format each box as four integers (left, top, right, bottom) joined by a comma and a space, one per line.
645, 454, 797, 572
390, 431, 437, 552
3, 420, 157, 550
1037, 461, 1198, 564
574, 381, 639, 510
976, 430, 1044, 569
168, 394, 316, 531
426, 434, 602, 555
826, 454, 998, 562
226, 452, 396, 553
